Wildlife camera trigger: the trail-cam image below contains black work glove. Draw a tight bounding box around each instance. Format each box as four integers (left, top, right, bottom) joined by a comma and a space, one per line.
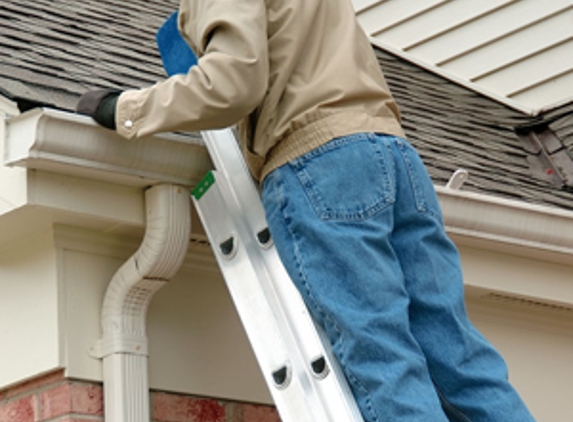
76, 89, 121, 130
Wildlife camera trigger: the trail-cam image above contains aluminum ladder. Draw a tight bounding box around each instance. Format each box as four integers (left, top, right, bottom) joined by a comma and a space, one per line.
192, 128, 365, 422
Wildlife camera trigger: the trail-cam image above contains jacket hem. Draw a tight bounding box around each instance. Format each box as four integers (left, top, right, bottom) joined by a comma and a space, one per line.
257, 111, 405, 182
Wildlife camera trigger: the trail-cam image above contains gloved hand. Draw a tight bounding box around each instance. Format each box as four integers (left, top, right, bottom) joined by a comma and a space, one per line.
76, 89, 121, 130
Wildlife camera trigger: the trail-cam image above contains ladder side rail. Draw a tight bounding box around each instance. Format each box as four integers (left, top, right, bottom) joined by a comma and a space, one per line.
199, 128, 365, 421
201, 129, 268, 234
193, 179, 290, 372
260, 247, 366, 421
201, 130, 351, 378
200, 130, 329, 364
202, 170, 338, 421
193, 177, 321, 422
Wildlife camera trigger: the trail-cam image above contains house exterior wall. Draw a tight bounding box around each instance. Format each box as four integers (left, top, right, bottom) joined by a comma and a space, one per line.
352, 0, 573, 110
0, 228, 61, 389
55, 226, 270, 404
467, 298, 573, 422
461, 244, 573, 422
0, 222, 571, 420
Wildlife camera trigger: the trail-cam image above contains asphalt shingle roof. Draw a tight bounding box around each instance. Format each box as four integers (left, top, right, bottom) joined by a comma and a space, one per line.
2, 0, 573, 211
0, 0, 176, 110
377, 50, 573, 210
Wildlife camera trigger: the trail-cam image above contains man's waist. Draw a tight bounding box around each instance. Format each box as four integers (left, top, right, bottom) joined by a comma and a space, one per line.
257, 111, 405, 182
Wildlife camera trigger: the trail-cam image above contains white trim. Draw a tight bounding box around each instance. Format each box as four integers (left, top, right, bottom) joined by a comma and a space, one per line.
5, 109, 573, 260
0, 95, 19, 116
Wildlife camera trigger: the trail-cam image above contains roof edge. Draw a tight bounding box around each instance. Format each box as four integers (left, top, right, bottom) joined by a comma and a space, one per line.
437, 184, 573, 259
4, 108, 212, 188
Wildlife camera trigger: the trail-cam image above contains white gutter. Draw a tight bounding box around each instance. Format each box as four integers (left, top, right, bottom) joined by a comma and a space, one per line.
437, 180, 573, 308
437, 183, 573, 258
91, 184, 190, 422
5, 108, 212, 188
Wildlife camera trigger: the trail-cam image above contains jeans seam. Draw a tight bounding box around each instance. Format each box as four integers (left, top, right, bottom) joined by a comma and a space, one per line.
345, 369, 379, 422
277, 166, 379, 422
331, 332, 379, 422
435, 385, 473, 422
396, 140, 442, 222
277, 169, 339, 335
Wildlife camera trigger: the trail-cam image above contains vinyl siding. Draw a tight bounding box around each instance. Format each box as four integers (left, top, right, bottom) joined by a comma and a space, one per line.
353, 0, 573, 111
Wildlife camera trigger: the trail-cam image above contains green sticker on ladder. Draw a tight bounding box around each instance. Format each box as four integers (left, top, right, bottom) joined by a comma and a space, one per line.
192, 171, 215, 200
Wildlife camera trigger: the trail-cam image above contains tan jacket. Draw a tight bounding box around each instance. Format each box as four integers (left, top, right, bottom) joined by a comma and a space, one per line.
116, 0, 405, 181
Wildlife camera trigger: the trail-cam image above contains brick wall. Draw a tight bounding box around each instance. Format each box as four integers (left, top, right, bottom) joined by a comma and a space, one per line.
0, 371, 280, 422
0, 370, 102, 422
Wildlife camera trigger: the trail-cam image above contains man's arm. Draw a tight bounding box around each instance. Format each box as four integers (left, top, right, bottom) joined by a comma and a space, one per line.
81, 0, 269, 139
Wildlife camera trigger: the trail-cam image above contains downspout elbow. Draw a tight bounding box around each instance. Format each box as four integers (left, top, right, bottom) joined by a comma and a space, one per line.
92, 184, 191, 422
100, 184, 190, 340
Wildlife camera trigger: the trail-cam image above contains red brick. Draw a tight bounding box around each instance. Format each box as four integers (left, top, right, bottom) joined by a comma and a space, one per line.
70, 383, 103, 415
152, 392, 226, 422
0, 370, 64, 400
40, 383, 71, 419
239, 404, 281, 422
40, 382, 103, 419
0, 395, 38, 422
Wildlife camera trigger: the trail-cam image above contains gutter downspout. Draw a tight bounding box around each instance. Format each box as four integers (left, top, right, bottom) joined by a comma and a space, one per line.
91, 184, 191, 422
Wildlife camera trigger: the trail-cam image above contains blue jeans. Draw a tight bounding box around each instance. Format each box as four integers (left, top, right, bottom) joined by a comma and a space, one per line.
261, 133, 535, 422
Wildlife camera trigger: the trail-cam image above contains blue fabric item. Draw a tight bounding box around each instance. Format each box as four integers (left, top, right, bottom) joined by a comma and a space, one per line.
156, 11, 198, 77
261, 133, 536, 422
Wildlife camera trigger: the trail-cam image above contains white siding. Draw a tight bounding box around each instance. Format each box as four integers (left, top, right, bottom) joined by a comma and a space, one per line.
0, 230, 62, 388
352, 0, 573, 111
58, 228, 271, 404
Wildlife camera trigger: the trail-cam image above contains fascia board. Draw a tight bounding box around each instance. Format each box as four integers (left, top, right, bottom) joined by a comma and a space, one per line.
0, 95, 19, 116
437, 185, 573, 260
4, 108, 213, 188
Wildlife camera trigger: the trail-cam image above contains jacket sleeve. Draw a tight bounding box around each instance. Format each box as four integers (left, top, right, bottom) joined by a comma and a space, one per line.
115, 0, 269, 139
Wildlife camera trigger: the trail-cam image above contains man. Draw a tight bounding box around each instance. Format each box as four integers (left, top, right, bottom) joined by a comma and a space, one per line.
77, 0, 536, 420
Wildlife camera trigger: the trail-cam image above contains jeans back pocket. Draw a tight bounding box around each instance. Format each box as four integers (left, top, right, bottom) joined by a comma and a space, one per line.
289, 133, 396, 221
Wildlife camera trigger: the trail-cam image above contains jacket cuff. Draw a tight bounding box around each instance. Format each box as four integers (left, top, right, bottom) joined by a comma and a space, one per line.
116, 89, 145, 139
